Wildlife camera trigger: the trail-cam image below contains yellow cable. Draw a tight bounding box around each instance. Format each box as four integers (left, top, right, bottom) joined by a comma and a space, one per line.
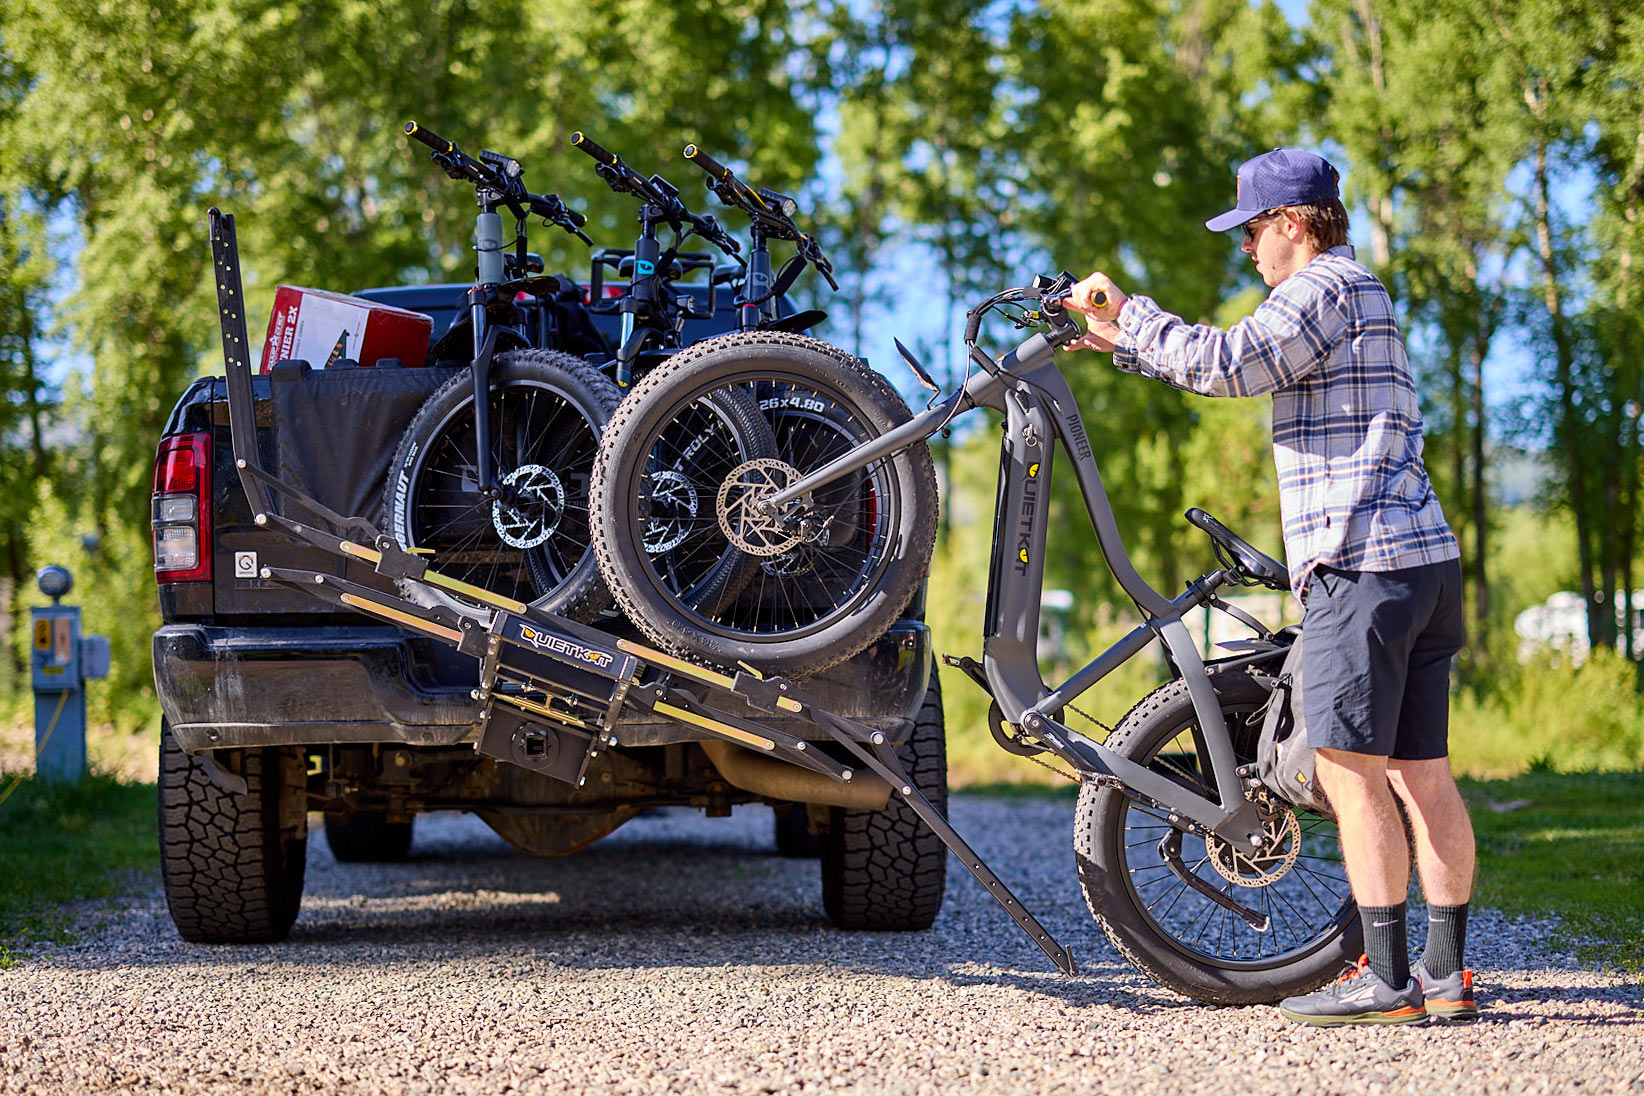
0, 690, 70, 808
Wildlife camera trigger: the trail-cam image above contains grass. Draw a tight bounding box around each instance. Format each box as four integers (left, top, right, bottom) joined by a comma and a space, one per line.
0, 771, 158, 955
1460, 770, 1644, 973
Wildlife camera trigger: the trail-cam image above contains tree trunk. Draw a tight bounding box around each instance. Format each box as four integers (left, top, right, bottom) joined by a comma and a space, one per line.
1469, 320, 1490, 650
1533, 137, 1600, 648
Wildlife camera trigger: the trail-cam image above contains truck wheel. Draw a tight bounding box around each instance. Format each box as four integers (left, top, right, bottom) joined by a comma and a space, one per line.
323, 811, 414, 862
821, 664, 947, 929
158, 720, 307, 943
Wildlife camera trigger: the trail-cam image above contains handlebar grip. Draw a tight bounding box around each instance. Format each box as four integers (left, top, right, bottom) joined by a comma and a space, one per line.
565, 208, 588, 229
404, 120, 452, 153
1093, 289, 1109, 308
570, 132, 618, 167
682, 144, 732, 182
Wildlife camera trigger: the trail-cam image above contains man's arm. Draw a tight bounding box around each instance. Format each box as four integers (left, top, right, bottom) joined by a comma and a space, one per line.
1113, 276, 1346, 397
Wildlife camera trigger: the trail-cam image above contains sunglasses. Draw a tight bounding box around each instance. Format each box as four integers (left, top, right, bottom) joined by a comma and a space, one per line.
1241, 210, 1284, 243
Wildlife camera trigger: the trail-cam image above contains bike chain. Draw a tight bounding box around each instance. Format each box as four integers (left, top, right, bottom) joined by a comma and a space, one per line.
1018, 700, 1114, 786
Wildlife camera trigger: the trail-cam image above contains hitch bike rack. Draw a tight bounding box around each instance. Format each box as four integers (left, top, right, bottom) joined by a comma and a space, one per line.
207, 207, 1075, 975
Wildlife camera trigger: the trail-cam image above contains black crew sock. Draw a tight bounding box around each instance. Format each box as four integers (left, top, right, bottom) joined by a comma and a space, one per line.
1360, 903, 1409, 988
1422, 902, 1469, 980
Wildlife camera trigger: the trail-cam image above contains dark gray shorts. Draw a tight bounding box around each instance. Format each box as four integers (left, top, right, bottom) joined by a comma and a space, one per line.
1300, 558, 1465, 760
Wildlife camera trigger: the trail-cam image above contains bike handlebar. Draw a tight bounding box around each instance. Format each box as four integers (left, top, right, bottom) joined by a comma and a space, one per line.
682, 144, 836, 290
571, 131, 742, 258
569, 131, 619, 167
406, 120, 590, 243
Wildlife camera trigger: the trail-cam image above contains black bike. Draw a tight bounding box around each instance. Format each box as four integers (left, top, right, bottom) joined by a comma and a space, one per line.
385, 122, 622, 622
591, 274, 1353, 1002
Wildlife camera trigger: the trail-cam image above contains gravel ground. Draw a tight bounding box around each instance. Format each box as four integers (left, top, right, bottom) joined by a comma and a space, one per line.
2, 795, 1640, 1096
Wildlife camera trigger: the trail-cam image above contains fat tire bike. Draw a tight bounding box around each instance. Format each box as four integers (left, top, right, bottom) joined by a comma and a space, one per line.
385, 122, 620, 621
593, 273, 1357, 1001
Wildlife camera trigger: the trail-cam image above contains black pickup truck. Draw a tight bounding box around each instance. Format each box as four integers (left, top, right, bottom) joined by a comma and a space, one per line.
151, 281, 946, 946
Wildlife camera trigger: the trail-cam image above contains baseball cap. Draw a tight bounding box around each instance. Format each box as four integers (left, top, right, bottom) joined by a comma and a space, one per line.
1204, 149, 1341, 232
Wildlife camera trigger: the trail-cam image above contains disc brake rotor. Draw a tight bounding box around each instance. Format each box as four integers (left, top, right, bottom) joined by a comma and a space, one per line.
492, 464, 565, 550
1203, 806, 1302, 887
716, 458, 806, 557
642, 468, 698, 555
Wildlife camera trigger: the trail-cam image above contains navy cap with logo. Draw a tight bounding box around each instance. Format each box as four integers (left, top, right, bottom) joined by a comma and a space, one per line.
1205, 148, 1341, 233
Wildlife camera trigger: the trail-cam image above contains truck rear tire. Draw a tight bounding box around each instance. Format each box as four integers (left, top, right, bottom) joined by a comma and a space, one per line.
158, 720, 306, 943
323, 811, 414, 862
821, 664, 947, 930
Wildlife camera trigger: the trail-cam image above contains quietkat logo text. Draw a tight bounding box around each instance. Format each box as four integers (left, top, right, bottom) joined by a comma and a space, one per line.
517, 624, 615, 669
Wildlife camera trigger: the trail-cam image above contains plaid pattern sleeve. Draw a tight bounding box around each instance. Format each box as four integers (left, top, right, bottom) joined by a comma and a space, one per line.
1112, 247, 1459, 596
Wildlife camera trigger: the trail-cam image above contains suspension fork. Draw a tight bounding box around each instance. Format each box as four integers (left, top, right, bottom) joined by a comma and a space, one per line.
469, 204, 507, 495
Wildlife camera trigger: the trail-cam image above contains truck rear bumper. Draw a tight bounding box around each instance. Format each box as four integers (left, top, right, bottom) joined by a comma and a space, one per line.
154, 621, 932, 754
154, 624, 480, 753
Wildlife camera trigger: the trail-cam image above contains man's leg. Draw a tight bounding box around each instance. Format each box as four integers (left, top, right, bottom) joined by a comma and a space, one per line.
1315, 747, 1412, 988
1386, 757, 1474, 906
1389, 756, 1476, 1010
1315, 748, 1411, 903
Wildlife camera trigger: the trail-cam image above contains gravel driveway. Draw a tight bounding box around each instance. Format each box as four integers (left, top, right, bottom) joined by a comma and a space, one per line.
2, 796, 1640, 1095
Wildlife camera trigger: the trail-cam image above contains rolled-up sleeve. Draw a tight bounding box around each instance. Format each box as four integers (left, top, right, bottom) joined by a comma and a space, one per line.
1111, 274, 1347, 397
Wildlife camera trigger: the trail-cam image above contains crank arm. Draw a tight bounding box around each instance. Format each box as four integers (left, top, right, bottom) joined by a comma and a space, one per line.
1156, 830, 1269, 933
808, 707, 1077, 976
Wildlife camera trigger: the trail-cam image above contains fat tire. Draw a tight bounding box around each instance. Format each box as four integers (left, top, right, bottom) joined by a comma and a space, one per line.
821, 664, 947, 930
593, 332, 937, 675
158, 720, 306, 944
1074, 668, 1359, 1004
385, 348, 622, 622
323, 811, 414, 862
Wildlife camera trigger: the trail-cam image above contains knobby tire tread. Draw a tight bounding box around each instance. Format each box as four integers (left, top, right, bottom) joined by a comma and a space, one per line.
592, 332, 938, 675
821, 665, 947, 930
158, 722, 305, 944
1073, 669, 1358, 1004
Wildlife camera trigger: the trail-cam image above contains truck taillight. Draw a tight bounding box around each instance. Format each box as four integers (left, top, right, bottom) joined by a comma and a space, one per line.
153, 432, 212, 583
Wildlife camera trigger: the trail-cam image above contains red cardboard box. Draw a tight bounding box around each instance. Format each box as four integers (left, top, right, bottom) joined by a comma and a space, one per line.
260, 286, 433, 372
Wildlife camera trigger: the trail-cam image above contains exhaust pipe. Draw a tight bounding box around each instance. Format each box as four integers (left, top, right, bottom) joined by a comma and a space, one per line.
699, 740, 891, 811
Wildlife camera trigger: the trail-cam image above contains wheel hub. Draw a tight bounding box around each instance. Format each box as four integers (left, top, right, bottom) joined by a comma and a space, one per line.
1203, 806, 1301, 887
491, 464, 565, 549
716, 458, 806, 557
642, 469, 699, 555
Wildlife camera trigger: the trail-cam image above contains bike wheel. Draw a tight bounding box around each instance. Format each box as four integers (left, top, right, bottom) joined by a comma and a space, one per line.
385, 349, 622, 621
593, 332, 938, 676
1075, 666, 1358, 1004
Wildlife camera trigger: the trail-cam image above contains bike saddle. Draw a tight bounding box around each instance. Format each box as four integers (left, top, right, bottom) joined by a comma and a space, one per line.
1184, 508, 1289, 590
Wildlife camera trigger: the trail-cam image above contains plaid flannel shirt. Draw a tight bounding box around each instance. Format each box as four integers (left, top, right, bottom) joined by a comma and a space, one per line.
1112, 245, 1459, 598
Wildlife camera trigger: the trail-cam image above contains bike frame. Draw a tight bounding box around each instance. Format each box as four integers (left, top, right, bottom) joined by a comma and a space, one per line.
763, 321, 1271, 852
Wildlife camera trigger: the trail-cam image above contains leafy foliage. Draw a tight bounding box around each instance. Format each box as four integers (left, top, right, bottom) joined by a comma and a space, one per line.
0, 0, 1638, 783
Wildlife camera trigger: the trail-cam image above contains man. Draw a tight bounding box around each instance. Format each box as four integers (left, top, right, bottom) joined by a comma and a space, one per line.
1063, 148, 1478, 1026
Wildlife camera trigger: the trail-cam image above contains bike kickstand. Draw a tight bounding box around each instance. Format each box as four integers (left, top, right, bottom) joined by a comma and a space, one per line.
812, 709, 1077, 976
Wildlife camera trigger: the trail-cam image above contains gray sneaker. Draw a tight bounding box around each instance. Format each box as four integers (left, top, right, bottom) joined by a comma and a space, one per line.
1279, 955, 1427, 1026
1414, 959, 1480, 1022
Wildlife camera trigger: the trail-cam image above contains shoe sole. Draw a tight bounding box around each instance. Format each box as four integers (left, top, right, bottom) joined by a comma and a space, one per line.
1425, 1001, 1480, 1022
1280, 1005, 1429, 1027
